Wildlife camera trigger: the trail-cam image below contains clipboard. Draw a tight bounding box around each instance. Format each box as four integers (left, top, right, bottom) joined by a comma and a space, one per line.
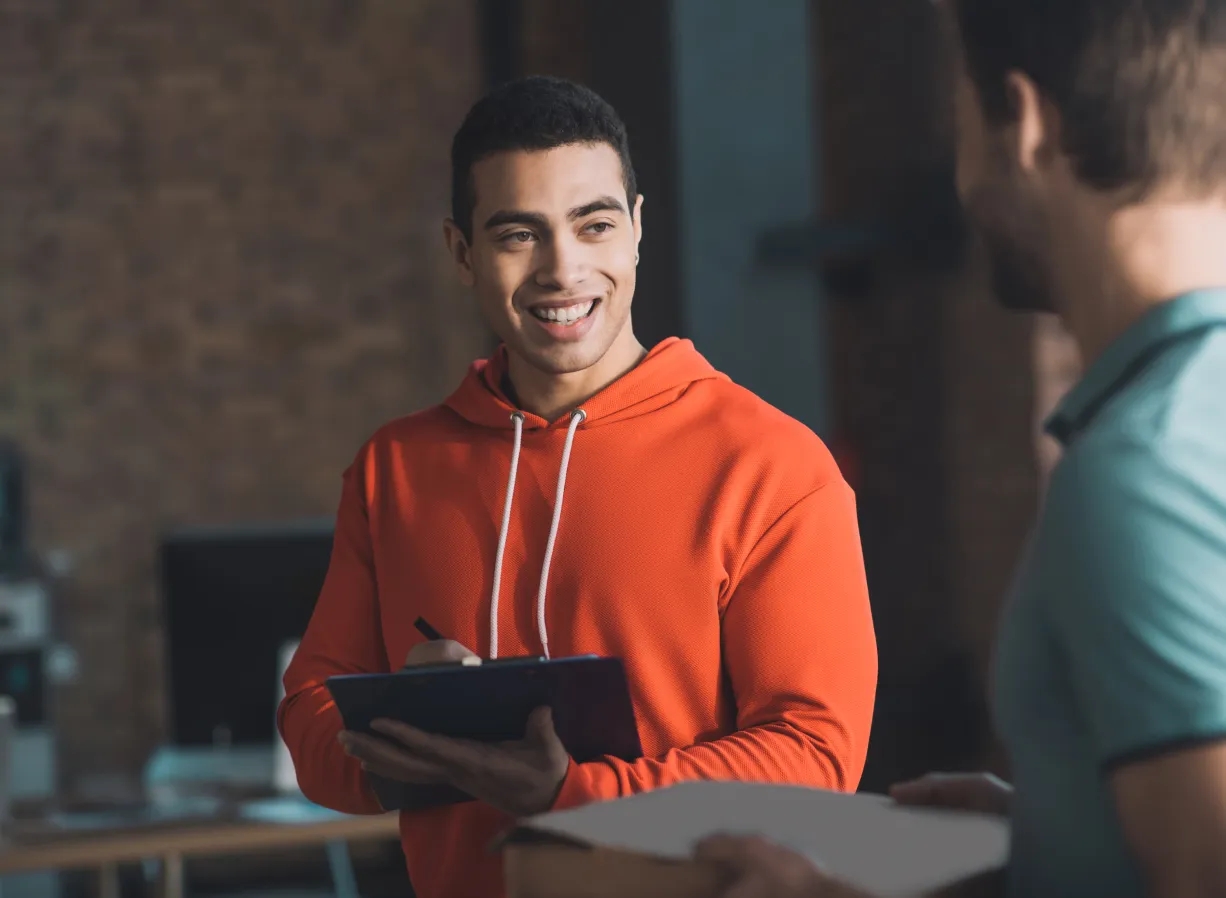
326, 655, 642, 811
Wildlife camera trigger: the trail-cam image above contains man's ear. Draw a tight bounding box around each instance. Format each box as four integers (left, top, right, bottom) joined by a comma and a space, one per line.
443, 219, 476, 288
1005, 70, 1061, 176
632, 194, 644, 253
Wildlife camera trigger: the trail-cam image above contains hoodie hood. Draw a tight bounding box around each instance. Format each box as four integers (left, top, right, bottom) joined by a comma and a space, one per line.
444, 337, 727, 430
441, 337, 727, 661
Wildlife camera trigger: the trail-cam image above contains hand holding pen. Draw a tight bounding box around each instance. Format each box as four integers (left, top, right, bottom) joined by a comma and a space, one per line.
339, 615, 569, 818
403, 617, 480, 667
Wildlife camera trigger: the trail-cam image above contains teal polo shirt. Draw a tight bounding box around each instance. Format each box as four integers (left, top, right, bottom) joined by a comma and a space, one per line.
993, 289, 1226, 897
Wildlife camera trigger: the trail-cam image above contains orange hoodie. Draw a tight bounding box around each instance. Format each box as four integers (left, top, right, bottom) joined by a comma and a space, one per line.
279, 338, 877, 898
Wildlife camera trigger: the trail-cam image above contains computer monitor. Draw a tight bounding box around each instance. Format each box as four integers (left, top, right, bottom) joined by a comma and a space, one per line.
160, 519, 333, 747
0, 441, 28, 579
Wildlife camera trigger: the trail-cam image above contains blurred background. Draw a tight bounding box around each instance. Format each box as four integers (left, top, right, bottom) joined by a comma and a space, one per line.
0, 1, 1082, 896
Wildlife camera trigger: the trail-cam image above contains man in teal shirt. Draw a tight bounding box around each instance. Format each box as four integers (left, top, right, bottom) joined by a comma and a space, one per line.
988, 291, 1226, 896
694, 0, 1226, 895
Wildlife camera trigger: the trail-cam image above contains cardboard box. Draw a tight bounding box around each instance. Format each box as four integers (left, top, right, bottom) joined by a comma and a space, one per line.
504, 837, 730, 898
500, 782, 1009, 898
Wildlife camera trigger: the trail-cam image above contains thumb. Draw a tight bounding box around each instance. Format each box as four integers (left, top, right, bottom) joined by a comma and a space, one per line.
526, 706, 564, 752
889, 777, 936, 805
526, 706, 553, 740
694, 833, 766, 869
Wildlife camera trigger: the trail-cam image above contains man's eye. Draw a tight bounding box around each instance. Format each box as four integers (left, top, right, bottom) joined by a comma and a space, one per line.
503, 231, 535, 243
586, 222, 613, 234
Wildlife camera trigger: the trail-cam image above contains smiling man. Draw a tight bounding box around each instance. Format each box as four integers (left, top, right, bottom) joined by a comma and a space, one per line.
277, 76, 878, 898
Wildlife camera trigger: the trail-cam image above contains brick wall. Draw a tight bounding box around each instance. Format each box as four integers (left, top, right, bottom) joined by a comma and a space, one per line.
1, 0, 488, 788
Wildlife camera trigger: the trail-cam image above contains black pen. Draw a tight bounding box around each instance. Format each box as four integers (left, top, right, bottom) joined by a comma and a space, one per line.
414, 616, 445, 641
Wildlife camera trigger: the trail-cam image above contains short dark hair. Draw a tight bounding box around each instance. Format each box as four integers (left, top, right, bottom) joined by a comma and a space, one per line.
951, 0, 1226, 198
449, 76, 638, 240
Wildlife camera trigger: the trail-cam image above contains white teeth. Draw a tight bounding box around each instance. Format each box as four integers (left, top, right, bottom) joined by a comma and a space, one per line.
532, 301, 595, 325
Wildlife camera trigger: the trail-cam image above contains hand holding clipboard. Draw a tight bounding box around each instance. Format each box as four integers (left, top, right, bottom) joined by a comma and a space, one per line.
332, 619, 641, 816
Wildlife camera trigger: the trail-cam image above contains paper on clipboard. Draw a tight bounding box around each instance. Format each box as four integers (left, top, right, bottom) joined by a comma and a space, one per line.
508, 781, 1010, 897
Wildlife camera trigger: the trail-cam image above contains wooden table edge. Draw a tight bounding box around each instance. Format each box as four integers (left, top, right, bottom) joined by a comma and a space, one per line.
0, 812, 402, 876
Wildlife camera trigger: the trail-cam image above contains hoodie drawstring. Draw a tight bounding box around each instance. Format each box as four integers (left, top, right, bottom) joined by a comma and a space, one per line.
488, 408, 586, 660
488, 412, 524, 660
536, 408, 586, 659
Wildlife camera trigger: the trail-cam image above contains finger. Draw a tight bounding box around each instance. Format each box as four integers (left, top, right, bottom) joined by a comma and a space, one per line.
339, 731, 408, 766
526, 706, 553, 739
697, 838, 815, 898
721, 871, 843, 898
525, 706, 565, 751
695, 834, 775, 870
888, 778, 937, 805
370, 719, 489, 771
721, 872, 776, 898
890, 772, 961, 804
340, 733, 450, 782
359, 750, 446, 781
369, 718, 428, 746
359, 758, 448, 785
402, 640, 478, 667
338, 730, 385, 759
369, 718, 471, 756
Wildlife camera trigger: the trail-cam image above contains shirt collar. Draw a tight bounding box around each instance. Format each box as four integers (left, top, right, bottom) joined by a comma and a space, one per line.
1045, 289, 1226, 445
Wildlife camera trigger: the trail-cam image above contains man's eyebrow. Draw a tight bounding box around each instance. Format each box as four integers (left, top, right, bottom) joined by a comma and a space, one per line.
483, 209, 550, 230
569, 196, 627, 219
482, 196, 628, 231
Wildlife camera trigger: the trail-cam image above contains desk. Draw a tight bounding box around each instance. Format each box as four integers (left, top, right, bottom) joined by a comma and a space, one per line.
0, 801, 401, 898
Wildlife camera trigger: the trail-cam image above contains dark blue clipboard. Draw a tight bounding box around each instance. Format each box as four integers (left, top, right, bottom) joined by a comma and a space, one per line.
325, 654, 642, 811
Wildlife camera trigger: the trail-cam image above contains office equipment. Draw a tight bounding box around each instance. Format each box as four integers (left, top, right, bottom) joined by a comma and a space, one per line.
273, 641, 299, 794
0, 445, 78, 898
0, 442, 27, 580
0, 578, 65, 898
412, 618, 444, 642
0, 578, 57, 802
148, 520, 332, 815
160, 519, 333, 748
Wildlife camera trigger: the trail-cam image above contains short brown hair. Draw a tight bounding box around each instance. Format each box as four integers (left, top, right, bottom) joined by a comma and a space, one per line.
951, 0, 1226, 198
450, 76, 637, 242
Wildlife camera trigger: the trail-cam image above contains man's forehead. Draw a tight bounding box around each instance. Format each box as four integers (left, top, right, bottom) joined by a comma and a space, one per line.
470, 144, 626, 212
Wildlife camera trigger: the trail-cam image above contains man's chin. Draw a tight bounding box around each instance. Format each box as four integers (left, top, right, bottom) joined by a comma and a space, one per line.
984, 245, 1055, 314
990, 274, 1056, 313
515, 341, 605, 377
969, 199, 1056, 314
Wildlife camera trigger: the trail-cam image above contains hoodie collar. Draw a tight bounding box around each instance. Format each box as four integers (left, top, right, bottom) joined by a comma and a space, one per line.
445, 337, 726, 430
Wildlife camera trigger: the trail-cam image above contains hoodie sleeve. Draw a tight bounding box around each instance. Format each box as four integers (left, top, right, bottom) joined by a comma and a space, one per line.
277, 459, 390, 815
551, 478, 878, 809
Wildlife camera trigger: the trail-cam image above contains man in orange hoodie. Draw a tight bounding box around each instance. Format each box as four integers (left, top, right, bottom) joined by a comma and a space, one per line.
278, 75, 878, 898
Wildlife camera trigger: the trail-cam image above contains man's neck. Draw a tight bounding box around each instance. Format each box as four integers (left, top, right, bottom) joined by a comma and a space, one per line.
1058, 197, 1226, 365
505, 330, 648, 422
